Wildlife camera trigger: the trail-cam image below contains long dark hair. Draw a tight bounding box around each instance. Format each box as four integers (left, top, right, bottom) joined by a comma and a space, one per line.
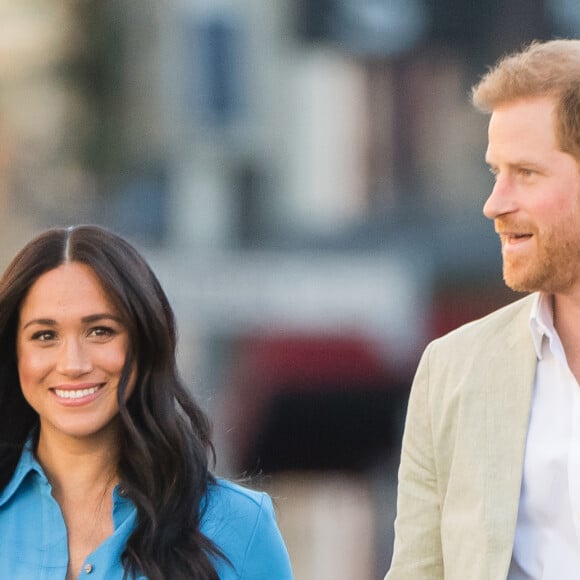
0, 225, 225, 579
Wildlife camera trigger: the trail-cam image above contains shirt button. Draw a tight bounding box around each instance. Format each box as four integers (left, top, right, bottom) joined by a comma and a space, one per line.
83, 563, 94, 574
118, 486, 128, 497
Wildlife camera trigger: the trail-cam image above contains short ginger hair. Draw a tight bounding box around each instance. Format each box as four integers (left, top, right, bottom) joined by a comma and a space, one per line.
472, 39, 580, 160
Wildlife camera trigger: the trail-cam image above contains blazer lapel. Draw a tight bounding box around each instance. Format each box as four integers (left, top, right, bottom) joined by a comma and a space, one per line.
484, 302, 537, 578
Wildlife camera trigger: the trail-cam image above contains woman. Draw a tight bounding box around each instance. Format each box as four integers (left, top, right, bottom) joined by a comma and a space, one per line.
0, 225, 293, 579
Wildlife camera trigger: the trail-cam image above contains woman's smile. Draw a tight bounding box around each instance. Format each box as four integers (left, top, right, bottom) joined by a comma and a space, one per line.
51, 383, 105, 403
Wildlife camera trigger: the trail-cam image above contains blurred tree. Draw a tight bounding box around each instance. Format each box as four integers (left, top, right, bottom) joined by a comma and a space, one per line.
69, 1, 126, 179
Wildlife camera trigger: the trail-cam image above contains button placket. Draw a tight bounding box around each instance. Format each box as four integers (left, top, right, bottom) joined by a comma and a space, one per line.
570, 385, 580, 540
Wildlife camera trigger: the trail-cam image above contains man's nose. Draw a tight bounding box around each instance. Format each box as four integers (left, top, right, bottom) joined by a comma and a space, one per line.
483, 174, 518, 219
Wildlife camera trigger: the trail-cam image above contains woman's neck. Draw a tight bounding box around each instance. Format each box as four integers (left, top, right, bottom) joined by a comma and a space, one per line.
35, 426, 120, 499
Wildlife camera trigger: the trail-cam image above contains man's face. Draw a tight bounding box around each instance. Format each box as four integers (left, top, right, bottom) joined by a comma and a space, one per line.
483, 96, 580, 294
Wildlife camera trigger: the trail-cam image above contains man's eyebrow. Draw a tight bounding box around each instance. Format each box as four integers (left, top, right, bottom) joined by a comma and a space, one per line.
484, 158, 544, 169
21, 313, 123, 331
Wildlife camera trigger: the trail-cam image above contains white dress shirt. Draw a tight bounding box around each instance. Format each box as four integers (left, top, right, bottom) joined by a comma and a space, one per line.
508, 293, 580, 579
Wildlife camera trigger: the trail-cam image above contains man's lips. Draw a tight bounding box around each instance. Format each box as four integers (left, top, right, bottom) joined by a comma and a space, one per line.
500, 232, 533, 244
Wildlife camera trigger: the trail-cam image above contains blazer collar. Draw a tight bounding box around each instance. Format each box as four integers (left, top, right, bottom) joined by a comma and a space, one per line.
484, 294, 537, 578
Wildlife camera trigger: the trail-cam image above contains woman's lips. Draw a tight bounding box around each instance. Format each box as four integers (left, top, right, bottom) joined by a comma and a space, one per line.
51, 383, 104, 403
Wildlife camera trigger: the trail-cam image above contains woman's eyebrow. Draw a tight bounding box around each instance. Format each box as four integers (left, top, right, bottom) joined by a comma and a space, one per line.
21, 318, 56, 331
21, 313, 123, 331
81, 313, 123, 324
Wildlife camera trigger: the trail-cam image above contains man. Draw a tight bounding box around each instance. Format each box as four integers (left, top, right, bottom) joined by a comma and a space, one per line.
386, 39, 580, 579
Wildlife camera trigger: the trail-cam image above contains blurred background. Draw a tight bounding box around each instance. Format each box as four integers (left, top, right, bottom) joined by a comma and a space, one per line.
0, 0, 578, 577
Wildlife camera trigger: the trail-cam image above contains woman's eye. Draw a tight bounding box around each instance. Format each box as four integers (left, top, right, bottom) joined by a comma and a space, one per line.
89, 326, 115, 338
31, 330, 55, 342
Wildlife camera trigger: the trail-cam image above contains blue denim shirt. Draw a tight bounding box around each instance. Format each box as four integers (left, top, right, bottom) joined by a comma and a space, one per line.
0, 441, 293, 579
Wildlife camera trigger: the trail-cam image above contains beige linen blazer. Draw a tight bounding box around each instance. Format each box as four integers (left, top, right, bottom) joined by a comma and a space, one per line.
386, 294, 538, 580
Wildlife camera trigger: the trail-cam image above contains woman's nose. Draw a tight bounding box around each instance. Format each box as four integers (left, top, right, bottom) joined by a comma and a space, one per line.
56, 339, 92, 376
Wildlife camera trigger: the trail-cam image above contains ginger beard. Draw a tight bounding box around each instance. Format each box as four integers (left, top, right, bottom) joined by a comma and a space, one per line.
498, 207, 580, 294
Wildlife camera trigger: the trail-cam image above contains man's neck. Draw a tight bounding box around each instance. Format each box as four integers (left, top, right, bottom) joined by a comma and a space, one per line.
553, 292, 580, 382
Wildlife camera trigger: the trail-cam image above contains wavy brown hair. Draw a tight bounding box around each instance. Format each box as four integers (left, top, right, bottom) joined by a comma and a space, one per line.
0, 225, 225, 579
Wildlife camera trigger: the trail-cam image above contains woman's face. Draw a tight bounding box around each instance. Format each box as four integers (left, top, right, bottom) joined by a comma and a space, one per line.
16, 262, 135, 446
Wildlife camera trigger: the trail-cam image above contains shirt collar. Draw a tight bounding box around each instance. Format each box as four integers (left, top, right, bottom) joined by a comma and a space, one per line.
0, 435, 136, 529
0, 436, 46, 508
529, 292, 556, 360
